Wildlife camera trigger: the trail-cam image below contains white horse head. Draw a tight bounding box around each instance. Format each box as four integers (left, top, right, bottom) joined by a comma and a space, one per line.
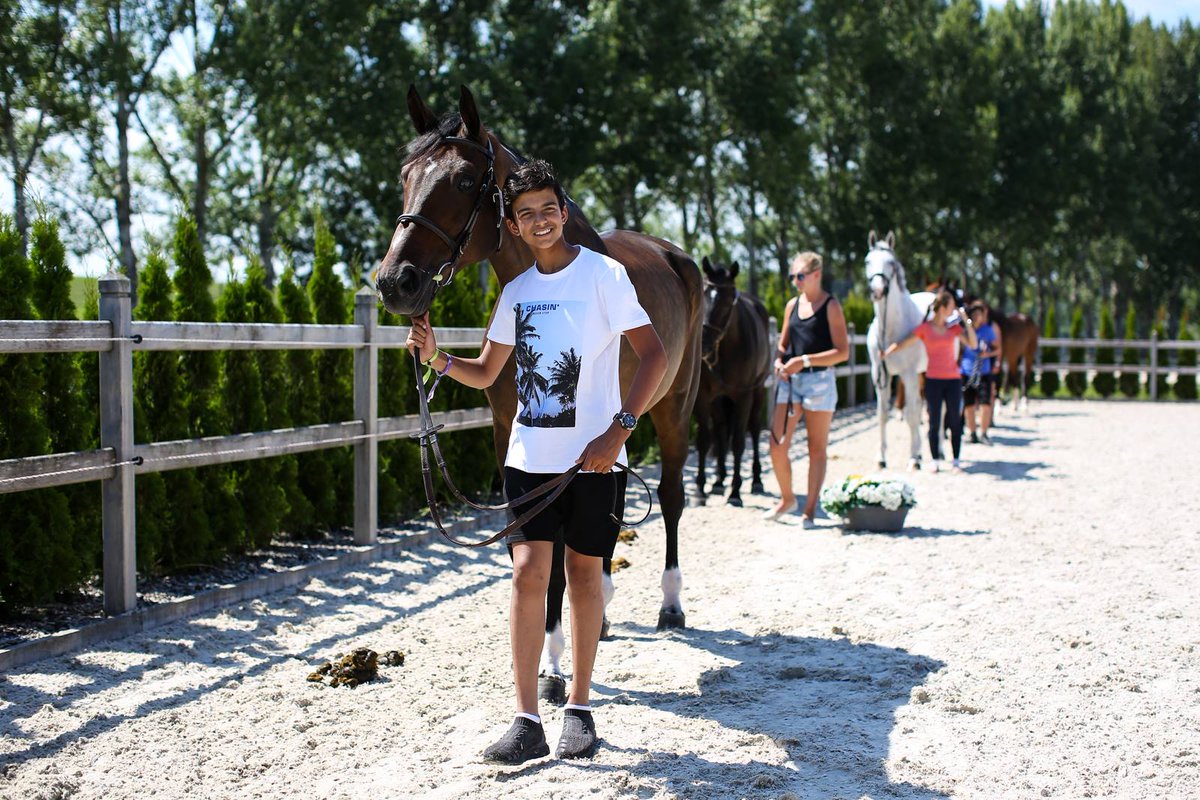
864, 230, 907, 302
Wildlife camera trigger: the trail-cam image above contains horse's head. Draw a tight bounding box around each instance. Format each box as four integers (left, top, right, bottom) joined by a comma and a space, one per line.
700, 256, 740, 367
864, 229, 903, 301
373, 85, 506, 316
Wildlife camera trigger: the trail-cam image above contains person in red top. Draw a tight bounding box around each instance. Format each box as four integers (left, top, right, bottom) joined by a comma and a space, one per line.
884, 290, 978, 472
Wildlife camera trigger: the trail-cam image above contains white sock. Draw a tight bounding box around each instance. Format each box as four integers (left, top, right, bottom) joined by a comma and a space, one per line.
563, 704, 592, 712
516, 712, 541, 724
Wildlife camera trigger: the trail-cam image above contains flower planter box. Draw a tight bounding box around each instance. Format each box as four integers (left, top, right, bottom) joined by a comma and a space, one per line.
843, 506, 909, 532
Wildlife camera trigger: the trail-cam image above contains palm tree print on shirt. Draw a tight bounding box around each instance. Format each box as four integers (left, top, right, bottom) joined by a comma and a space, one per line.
514, 301, 582, 428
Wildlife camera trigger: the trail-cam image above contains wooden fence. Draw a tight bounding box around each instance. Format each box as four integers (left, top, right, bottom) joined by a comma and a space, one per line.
0, 282, 875, 619
1036, 335, 1200, 401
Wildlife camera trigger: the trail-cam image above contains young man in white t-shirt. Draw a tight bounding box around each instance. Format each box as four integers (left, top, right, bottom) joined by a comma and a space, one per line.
405, 159, 667, 764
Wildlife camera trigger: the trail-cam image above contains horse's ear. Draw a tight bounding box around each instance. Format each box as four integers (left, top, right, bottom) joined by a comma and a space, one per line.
407, 84, 438, 135
459, 85, 483, 141
868, 230, 877, 249
885, 230, 896, 249
729, 261, 740, 280
701, 255, 715, 278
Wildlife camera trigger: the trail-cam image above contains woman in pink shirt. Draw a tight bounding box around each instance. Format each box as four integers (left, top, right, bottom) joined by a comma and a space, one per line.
884, 291, 977, 472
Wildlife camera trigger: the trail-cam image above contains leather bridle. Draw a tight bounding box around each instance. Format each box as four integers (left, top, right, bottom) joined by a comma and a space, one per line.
395, 136, 506, 290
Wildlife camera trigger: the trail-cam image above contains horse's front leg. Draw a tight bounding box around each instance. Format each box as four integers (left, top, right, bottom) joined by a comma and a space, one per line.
712, 405, 729, 494
650, 402, 688, 631
902, 371, 923, 470
694, 411, 711, 506
748, 387, 766, 494
726, 394, 752, 507
538, 539, 568, 705
874, 361, 891, 468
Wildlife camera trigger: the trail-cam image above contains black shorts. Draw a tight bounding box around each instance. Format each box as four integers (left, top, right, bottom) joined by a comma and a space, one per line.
503, 468, 628, 559
963, 374, 993, 406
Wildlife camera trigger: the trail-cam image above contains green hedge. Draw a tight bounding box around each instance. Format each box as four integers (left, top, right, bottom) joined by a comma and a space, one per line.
1040, 306, 1060, 397
1118, 303, 1140, 398
1065, 307, 1087, 398
1177, 313, 1196, 401
1092, 304, 1116, 397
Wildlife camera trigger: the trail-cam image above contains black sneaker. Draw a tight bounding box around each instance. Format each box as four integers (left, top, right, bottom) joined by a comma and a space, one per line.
969, 431, 979, 444
981, 433, 992, 446
555, 708, 599, 760
482, 717, 550, 765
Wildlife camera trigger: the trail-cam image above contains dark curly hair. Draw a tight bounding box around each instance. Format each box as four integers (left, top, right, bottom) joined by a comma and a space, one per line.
502, 159, 566, 220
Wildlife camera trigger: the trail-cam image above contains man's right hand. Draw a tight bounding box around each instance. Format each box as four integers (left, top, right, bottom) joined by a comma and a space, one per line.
405, 312, 438, 364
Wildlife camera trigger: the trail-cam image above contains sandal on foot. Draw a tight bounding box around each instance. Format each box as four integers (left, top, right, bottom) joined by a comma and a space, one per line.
483, 718, 550, 765
555, 708, 599, 760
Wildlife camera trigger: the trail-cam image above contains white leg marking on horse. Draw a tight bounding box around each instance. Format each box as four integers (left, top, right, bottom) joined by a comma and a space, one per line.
602, 570, 615, 610
661, 567, 683, 610
541, 623, 565, 676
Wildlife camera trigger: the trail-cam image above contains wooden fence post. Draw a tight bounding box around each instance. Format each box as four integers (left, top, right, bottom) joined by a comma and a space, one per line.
98, 274, 136, 615
847, 322, 857, 407
1149, 329, 1159, 402
353, 288, 378, 545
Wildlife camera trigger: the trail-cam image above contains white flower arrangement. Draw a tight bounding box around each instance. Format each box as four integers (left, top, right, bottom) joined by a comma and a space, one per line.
819, 474, 917, 518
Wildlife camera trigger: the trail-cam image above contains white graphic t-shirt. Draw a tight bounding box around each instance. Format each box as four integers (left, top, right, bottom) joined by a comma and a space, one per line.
488, 246, 652, 473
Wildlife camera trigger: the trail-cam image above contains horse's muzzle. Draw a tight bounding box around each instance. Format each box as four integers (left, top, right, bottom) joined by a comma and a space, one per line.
375, 262, 433, 316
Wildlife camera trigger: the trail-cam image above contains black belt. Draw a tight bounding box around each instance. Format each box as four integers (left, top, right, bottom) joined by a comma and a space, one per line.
799, 365, 829, 373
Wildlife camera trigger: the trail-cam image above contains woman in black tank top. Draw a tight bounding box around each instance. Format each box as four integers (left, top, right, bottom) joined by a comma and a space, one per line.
766, 252, 850, 526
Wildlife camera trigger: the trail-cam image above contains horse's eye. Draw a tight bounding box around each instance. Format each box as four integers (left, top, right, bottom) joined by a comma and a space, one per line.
457, 175, 475, 192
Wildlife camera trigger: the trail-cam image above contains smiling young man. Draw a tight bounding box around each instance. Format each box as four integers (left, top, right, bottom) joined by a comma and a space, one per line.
405, 159, 667, 764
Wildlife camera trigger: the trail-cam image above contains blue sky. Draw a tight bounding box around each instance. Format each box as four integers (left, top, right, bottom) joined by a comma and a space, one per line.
986, 0, 1197, 26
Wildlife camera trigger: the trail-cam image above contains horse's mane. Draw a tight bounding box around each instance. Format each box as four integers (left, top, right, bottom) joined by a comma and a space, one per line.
403, 114, 462, 165
403, 113, 530, 169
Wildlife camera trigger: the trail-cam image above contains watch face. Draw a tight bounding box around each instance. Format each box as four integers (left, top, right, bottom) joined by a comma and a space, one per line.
616, 412, 636, 430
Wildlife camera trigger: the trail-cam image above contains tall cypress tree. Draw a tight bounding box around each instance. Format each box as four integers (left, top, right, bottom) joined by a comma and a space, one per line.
278, 265, 336, 532
245, 257, 313, 536
1118, 302, 1140, 398
1040, 305, 1060, 398
1153, 308, 1171, 399
1092, 303, 1116, 397
218, 274, 286, 549
0, 214, 73, 608
172, 215, 244, 556
1065, 307, 1087, 398
29, 212, 99, 588
136, 250, 204, 570
307, 213, 353, 526
1176, 311, 1196, 401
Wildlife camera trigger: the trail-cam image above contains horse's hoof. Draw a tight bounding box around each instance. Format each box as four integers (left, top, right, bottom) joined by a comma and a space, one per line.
727, 496, 743, 508
751, 481, 765, 495
908, 460, 921, 472
878, 460, 887, 469
600, 615, 612, 641
711, 481, 724, 493
538, 673, 567, 705
657, 608, 686, 631
695, 495, 707, 507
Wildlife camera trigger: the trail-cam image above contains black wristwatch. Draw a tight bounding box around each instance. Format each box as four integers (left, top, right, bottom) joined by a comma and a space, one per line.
613, 411, 637, 431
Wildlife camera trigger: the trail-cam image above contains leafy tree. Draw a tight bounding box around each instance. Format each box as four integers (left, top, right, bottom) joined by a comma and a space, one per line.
172, 213, 244, 555
1152, 308, 1170, 399
29, 211, 100, 581
0, 0, 87, 247
278, 263, 336, 531
307, 212, 353, 525
242, 257, 314, 535
1092, 303, 1116, 397
1176, 310, 1196, 401
1118, 302, 1140, 397
1065, 306, 1087, 398
218, 273, 286, 549
133, 249, 190, 571
0, 214, 74, 608
1040, 305, 1060, 398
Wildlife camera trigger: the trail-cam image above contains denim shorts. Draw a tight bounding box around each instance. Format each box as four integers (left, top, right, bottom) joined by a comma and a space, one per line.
774, 369, 838, 412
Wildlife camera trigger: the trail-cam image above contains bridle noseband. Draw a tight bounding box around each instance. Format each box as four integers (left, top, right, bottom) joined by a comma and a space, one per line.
395, 136, 506, 290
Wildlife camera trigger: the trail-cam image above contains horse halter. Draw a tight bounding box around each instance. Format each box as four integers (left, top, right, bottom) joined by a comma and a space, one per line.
395, 136, 506, 290
701, 286, 739, 366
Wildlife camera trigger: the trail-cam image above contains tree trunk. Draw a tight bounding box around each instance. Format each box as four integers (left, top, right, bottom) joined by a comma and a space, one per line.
257, 194, 277, 286
115, 92, 138, 300
194, 124, 209, 248
746, 181, 758, 297
12, 173, 29, 252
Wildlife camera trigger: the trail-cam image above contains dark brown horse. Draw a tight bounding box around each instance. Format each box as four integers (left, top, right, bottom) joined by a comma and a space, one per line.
695, 258, 771, 506
373, 86, 703, 700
